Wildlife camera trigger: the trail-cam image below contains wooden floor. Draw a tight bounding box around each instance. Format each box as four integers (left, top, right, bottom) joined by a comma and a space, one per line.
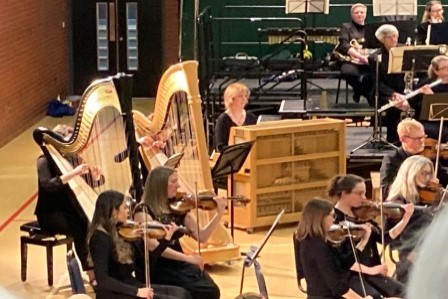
0, 99, 305, 299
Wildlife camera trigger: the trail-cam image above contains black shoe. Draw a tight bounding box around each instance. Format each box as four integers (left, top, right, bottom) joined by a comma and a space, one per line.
353, 94, 361, 103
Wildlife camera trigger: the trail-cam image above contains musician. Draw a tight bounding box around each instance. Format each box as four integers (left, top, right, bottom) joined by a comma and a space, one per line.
88, 190, 192, 299
380, 118, 448, 198
414, 55, 448, 140
417, 1, 444, 45
214, 82, 257, 152
385, 155, 435, 283
369, 24, 406, 143
35, 124, 101, 287
133, 166, 224, 299
295, 198, 373, 299
334, 3, 373, 103
329, 174, 406, 298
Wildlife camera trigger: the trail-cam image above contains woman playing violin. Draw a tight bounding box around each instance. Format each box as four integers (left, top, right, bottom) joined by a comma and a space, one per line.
88, 190, 191, 299
386, 155, 435, 283
330, 174, 406, 298
296, 198, 373, 299
133, 166, 224, 299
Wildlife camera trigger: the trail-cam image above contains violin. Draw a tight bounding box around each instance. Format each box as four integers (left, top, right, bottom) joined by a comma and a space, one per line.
327, 221, 365, 245
118, 220, 188, 241
352, 202, 429, 222
421, 138, 448, 160
169, 193, 250, 214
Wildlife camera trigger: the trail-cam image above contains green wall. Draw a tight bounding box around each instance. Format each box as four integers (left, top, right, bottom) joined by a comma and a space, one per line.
182, 0, 430, 60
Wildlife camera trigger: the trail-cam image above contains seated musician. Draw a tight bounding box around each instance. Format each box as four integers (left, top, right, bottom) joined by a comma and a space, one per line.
368, 24, 406, 143
417, 1, 444, 45
88, 190, 192, 299
334, 3, 373, 103
214, 82, 257, 152
329, 174, 406, 298
413, 55, 448, 140
385, 155, 435, 283
380, 118, 448, 198
133, 166, 224, 299
35, 124, 102, 287
295, 198, 373, 299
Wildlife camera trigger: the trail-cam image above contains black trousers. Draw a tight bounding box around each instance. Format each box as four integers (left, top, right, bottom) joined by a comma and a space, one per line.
37, 211, 91, 271
349, 273, 404, 299
340, 62, 373, 98
96, 284, 192, 299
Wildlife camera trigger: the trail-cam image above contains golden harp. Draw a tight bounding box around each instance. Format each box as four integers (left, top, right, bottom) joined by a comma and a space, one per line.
133, 61, 240, 263
33, 75, 141, 221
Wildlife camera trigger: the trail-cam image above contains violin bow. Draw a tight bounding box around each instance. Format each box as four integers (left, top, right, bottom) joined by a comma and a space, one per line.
435, 117, 444, 176
194, 182, 203, 277
141, 205, 151, 289
379, 187, 386, 264
437, 184, 448, 211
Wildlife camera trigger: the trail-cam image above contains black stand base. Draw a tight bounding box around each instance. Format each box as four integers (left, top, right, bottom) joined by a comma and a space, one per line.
350, 134, 397, 153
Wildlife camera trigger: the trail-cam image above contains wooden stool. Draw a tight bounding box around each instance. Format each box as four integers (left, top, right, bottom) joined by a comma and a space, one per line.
20, 220, 73, 286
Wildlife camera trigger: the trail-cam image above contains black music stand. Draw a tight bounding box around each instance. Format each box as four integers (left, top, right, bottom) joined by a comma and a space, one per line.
237, 209, 285, 299
420, 93, 448, 121
429, 23, 448, 45
211, 141, 254, 240
364, 20, 417, 49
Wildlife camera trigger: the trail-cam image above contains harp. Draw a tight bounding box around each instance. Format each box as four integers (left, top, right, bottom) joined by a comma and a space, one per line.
33, 75, 141, 221
134, 61, 240, 264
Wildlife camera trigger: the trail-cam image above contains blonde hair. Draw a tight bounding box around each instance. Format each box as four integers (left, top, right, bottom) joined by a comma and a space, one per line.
397, 118, 425, 138
386, 155, 434, 204
422, 1, 444, 23
428, 55, 448, 79
223, 82, 250, 110
295, 198, 334, 241
351, 3, 367, 14
375, 24, 399, 42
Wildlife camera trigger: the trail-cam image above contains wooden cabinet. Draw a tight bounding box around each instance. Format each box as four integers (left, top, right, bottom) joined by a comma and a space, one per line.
228, 118, 346, 231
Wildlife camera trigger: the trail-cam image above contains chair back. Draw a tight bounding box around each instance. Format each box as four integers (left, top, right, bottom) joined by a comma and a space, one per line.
292, 231, 307, 293
67, 250, 86, 294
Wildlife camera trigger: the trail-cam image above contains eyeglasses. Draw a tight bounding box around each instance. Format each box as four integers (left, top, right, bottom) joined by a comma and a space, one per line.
431, 8, 443, 13
420, 171, 433, 178
404, 135, 427, 141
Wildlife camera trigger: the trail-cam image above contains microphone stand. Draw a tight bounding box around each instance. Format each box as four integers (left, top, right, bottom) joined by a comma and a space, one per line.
351, 53, 398, 153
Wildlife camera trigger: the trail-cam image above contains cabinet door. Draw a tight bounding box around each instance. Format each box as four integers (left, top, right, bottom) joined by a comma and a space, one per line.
72, 0, 163, 97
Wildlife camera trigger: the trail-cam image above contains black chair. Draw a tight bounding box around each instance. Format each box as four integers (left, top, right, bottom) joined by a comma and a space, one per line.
292, 232, 307, 294
20, 220, 73, 286
67, 250, 86, 294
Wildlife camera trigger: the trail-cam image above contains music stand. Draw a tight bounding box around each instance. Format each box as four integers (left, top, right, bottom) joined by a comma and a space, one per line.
429, 23, 448, 45
372, 0, 417, 18
364, 20, 417, 49
211, 141, 254, 239
420, 93, 448, 121
237, 209, 285, 299
285, 0, 329, 14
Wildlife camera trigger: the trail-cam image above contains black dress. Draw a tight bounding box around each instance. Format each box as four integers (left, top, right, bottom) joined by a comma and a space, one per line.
90, 230, 191, 299
386, 195, 434, 283
214, 111, 257, 152
133, 203, 220, 299
333, 209, 404, 298
299, 236, 353, 298
35, 155, 91, 271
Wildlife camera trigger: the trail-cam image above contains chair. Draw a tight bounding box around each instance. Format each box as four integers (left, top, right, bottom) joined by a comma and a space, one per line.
335, 75, 349, 104
67, 250, 86, 294
20, 220, 73, 286
292, 232, 307, 294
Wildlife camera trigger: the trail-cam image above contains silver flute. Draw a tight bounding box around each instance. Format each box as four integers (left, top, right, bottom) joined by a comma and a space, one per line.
378, 79, 443, 113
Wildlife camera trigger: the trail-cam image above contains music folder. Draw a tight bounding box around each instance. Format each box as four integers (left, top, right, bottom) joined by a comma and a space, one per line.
429, 23, 448, 45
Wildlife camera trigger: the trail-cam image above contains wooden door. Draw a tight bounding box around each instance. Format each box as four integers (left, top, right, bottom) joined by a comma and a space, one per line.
71, 0, 163, 97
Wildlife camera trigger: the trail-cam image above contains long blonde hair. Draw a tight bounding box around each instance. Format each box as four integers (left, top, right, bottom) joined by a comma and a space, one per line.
295, 198, 334, 241
386, 155, 434, 204
141, 166, 175, 217
422, 1, 444, 23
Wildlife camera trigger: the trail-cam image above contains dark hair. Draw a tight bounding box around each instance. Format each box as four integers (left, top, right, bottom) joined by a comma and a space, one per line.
88, 190, 132, 264
328, 174, 364, 199
296, 198, 334, 241
142, 166, 176, 217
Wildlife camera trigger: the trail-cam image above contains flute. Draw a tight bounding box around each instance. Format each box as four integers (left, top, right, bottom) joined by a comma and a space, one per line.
378, 79, 443, 113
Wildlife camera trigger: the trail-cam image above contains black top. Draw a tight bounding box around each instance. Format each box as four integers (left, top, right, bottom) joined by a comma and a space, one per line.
369, 46, 406, 106
214, 111, 257, 152
417, 22, 430, 45
380, 147, 448, 198
299, 236, 352, 298
335, 21, 365, 55
90, 230, 142, 299
334, 208, 391, 268
35, 155, 79, 217
385, 195, 433, 258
